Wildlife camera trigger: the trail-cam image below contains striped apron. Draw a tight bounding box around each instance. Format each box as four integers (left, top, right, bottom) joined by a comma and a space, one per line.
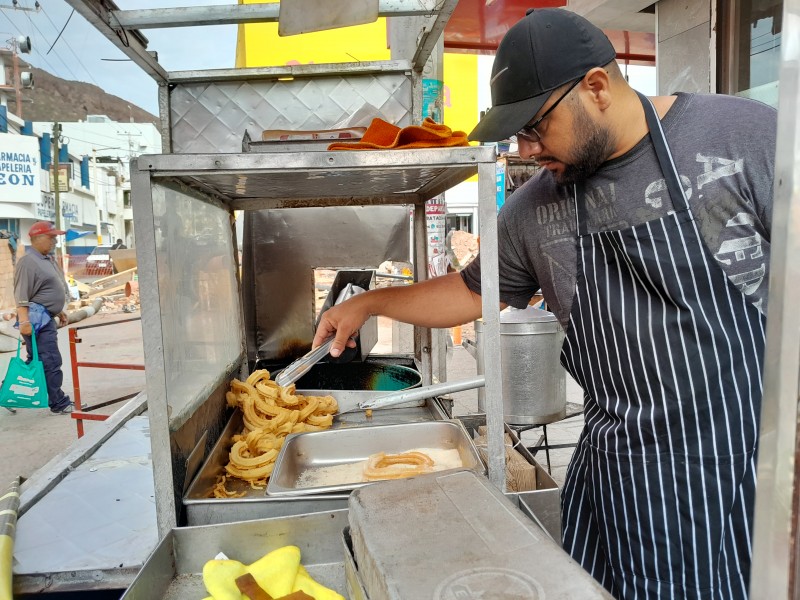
559, 92, 765, 599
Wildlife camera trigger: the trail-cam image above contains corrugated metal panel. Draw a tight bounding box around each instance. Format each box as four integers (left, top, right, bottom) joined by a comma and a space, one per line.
170, 74, 413, 153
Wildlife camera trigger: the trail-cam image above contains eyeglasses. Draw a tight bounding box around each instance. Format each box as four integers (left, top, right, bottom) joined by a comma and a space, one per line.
512, 78, 583, 144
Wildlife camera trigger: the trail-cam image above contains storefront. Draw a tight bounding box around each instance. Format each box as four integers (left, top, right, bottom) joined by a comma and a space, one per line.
718, 0, 782, 106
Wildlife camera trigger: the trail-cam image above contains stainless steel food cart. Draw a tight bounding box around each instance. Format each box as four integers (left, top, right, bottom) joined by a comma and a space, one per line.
78, 0, 510, 539
45, 1, 800, 597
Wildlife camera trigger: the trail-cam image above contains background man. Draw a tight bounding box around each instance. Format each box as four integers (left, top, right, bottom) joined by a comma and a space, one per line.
315, 8, 774, 599
13, 221, 73, 414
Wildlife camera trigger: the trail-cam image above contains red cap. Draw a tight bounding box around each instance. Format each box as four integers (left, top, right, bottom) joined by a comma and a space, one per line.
29, 221, 66, 237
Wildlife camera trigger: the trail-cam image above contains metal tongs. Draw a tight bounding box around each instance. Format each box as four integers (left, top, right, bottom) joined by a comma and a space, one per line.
274, 283, 365, 388
336, 376, 487, 416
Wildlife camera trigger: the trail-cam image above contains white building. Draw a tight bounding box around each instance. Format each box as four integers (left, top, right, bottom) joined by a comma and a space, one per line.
31, 115, 162, 251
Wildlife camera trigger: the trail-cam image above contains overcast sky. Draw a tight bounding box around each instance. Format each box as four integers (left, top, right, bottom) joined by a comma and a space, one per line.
0, 2, 655, 121
0, 1, 239, 116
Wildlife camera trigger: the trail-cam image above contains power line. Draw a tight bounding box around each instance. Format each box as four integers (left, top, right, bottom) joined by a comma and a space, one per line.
39, 5, 100, 87
44, 6, 70, 54
1, 9, 59, 76
18, 4, 80, 80
0, 6, 61, 75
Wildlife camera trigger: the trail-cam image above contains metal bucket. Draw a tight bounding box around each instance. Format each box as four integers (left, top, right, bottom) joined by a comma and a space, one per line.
474, 307, 566, 425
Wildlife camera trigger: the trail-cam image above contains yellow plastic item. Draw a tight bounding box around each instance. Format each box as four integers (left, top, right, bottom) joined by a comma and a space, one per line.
0, 534, 12, 600
202, 559, 247, 600
293, 564, 345, 600
202, 545, 345, 600
247, 545, 301, 597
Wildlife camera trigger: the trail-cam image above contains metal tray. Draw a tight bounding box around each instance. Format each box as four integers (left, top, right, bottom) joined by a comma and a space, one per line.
121, 510, 349, 600
456, 414, 562, 542
266, 420, 484, 497
183, 397, 452, 526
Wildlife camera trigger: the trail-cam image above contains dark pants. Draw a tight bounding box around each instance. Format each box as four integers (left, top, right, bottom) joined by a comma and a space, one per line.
23, 319, 70, 411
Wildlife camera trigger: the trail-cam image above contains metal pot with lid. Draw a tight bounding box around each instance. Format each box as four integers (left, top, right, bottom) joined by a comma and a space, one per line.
472, 306, 567, 425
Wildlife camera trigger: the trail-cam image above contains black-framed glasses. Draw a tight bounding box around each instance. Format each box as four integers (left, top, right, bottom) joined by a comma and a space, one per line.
512, 77, 583, 144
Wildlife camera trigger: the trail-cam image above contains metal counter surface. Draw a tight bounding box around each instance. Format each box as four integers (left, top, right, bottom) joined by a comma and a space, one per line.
13, 415, 157, 594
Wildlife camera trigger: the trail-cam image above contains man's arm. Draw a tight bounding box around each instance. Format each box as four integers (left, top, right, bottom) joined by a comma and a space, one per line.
314, 272, 493, 358
16, 306, 31, 336
14, 260, 33, 336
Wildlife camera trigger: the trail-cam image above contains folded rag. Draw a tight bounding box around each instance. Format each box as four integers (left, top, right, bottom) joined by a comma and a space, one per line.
328, 117, 469, 151
15, 302, 51, 335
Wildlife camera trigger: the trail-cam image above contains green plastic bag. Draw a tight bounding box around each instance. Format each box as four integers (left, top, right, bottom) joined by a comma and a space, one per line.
0, 331, 48, 409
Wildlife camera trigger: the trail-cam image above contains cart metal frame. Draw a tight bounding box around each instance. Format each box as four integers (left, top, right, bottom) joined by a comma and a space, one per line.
749, 0, 800, 596
132, 146, 503, 539
65, 1, 800, 595
61, 0, 508, 538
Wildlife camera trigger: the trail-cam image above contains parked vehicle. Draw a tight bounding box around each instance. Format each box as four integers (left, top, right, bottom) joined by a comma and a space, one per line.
84, 245, 114, 276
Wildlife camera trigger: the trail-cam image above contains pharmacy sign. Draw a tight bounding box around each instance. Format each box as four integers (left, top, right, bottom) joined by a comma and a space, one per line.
0, 133, 41, 204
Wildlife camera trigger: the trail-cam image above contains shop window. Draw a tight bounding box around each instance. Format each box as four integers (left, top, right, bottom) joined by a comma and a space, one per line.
446, 214, 473, 234
718, 0, 782, 107
0, 219, 19, 235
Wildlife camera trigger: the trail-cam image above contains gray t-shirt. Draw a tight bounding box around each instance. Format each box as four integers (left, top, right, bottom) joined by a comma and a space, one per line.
14, 249, 69, 315
462, 93, 775, 326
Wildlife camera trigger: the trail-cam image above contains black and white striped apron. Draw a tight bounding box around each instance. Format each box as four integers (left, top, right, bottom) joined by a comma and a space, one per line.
559, 92, 765, 599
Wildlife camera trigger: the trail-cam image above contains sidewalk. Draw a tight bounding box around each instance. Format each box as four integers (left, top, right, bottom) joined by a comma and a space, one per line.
0, 312, 146, 487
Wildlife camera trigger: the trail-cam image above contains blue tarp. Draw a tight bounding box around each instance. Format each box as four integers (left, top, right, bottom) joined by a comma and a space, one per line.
65, 229, 92, 242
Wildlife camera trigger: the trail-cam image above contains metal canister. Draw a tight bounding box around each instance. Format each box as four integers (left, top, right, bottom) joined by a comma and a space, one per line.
474, 306, 566, 425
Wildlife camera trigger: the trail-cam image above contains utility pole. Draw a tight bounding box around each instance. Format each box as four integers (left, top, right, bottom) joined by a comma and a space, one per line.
0, 35, 32, 117
117, 128, 141, 160
52, 122, 63, 267
92, 148, 102, 245
11, 42, 20, 118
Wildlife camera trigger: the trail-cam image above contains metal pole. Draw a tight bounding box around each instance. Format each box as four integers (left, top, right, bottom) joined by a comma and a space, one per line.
749, 0, 800, 595
477, 154, 505, 491
11, 44, 20, 118
69, 327, 84, 438
52, 122, 63, 268
92, 149, 102, 244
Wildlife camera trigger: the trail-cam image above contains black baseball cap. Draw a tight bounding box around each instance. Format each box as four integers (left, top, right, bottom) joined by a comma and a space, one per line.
468, 8, 616, 143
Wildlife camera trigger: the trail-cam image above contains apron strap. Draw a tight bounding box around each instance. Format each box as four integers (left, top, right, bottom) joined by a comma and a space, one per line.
575, 92, 687, 235
635, 91, 688, 212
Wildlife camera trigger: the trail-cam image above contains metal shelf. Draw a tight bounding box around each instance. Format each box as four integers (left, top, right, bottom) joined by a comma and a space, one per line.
138, 146, 494, 210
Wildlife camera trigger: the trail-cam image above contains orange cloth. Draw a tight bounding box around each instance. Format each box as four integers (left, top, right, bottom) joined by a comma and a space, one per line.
327, 117, 469, 151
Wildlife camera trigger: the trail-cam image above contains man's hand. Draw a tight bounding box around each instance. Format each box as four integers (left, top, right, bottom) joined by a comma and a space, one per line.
313, 296, 369, 358
57, 312, 68, 328
19, 321, 32, 336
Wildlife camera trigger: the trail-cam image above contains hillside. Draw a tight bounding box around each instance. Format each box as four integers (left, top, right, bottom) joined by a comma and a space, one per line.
4, 62, 158, 125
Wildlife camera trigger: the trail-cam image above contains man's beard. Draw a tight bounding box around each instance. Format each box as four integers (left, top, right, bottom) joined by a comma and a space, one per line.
550, 103, 615, 186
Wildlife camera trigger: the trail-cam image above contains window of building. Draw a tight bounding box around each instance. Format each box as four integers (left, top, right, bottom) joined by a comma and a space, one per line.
718, 0, 782, 107
446, 214, 473, 234
0, 219, 19, 235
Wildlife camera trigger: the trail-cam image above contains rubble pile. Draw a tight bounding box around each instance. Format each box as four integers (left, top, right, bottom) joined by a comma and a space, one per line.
446, 230, 479, 270
77, 268, 140, 315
